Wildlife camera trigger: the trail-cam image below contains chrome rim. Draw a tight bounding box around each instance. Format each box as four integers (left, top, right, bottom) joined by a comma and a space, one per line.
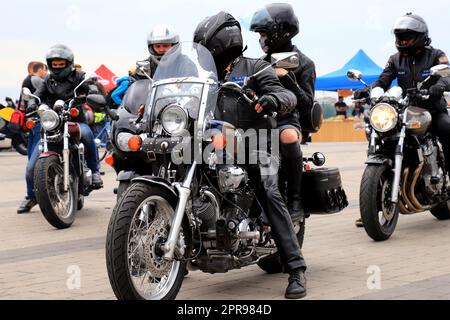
47, 162, 74, 220
127, 196, 181, 300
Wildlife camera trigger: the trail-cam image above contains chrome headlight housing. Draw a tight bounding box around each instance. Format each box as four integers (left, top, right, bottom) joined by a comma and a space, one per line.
41, 110, 60, 131
116, 132, 134, 152
161, 104, 188, 136
370, 103, 398, 133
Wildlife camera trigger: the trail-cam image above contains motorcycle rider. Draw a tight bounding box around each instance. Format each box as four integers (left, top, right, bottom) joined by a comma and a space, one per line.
136, 24, 179, 79
355, 13, 450, 227
194, 11, 307, 299
250, 3, 316, 271
27, 44, 104, 192
17, 62, 48, 214
109, 24, 180, 106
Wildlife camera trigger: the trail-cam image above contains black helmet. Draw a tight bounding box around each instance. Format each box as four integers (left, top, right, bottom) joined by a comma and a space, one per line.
250, 3, 299, 52
46, 44, 75, 80
393, 13, 431, 56
193, 11, 243, 73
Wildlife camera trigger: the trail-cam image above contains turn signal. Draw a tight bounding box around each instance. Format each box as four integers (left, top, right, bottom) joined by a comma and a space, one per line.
70, 108, 80, 118
25, 119, 36, 130
128, 135, 143, 152
105, 153, 115, 166
212, 133, 227, 150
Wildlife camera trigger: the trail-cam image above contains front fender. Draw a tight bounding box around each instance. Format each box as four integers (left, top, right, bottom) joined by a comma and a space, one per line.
39, 151, 59, 159
365, 155, 392, 166
131, 176, 178, 198
117, 170, 140, 182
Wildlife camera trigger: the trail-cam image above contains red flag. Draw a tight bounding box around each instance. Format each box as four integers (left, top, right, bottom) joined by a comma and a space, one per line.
95, 64, 119, 92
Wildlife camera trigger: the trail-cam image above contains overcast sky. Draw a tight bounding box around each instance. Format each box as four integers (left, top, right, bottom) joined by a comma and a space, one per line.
1, 0, 449, 100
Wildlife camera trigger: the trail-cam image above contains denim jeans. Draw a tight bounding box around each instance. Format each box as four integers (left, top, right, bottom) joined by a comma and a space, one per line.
79, 123, 99, 174
25, 123, 41, 199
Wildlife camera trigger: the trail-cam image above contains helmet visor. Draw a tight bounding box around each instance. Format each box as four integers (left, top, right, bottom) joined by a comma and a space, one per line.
250, 8, 273, 32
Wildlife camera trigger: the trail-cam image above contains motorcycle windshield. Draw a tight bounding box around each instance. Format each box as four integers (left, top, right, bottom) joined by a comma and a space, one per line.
149, 42, 218, 123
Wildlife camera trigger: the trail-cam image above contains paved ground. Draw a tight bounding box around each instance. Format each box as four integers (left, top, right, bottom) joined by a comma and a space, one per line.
1, 142, 450, 300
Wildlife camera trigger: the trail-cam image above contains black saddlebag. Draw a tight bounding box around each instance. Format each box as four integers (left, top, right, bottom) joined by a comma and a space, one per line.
302, 167, 348, 215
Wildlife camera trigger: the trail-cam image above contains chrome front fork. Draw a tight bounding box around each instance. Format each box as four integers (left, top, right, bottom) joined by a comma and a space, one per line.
63, 122, 70, 192
162, 161, 197, 260
391, 110, 408, 204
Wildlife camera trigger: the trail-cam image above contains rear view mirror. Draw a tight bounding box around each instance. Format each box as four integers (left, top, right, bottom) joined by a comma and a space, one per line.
22, 87, 41, 104
87, 94, 107, 110
347, 69, 363, 82
430, 64, 450, 78
271, 52, 299, 69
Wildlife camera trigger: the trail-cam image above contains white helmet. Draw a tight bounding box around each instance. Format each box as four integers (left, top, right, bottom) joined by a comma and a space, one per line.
147, 24, 180, 58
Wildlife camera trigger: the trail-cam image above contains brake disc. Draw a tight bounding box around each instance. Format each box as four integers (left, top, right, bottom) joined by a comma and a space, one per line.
143, 216, 172, 278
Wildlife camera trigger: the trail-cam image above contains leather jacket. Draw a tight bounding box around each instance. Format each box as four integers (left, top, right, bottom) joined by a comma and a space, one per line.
216, 56, 297, 131
373, 47, 450, 113
32, 70, 99, 123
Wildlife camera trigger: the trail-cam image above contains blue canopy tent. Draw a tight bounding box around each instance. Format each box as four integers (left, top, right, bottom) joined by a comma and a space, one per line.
316, 50, 385, 91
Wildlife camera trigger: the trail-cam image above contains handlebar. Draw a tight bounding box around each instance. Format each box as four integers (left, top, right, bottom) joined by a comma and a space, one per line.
220, 82, 277, 119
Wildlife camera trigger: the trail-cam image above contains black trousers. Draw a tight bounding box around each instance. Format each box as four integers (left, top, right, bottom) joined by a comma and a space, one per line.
247, 151, 306, 272
431, 111, 450, 171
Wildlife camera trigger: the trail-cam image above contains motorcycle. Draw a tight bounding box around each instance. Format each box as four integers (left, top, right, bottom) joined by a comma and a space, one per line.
0, 106, 29, 156
89, 64, 154, 200
348, 65, 450, 241
104, 42, 348, 300
21, 74, 102, 229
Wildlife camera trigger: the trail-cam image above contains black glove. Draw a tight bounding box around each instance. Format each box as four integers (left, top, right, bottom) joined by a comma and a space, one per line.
25, 103, 37, 114
429, 84, 446, 97
258, 94, 278, 114
354, 88, 370, 100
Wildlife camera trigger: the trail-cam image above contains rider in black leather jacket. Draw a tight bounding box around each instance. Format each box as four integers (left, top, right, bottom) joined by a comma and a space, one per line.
28, 44, 103, 188
194, 11, 307, 300
355, 13, 450, 228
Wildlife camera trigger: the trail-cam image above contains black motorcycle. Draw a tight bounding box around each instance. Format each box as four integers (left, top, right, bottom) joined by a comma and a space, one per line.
89, 68, 154, 200
348, 65, 450, 241
22, 74, 102, 229
104, 42, 347, 300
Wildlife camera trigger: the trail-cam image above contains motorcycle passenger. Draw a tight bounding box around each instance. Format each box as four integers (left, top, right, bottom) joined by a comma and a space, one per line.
17, 62, 48, 214
250, 3, 316, 223
355, 13, 450, 228
250, 3, 316, 272
194, 11, 307, 299
27, 44, 104, 191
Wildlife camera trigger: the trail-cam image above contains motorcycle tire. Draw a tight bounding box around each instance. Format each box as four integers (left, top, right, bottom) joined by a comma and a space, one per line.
116, 181, 130, 201
11, 135, 27, 156
106, 182, 188, 300
34, 155, 77, 229
360, 164, 399, 241
430, 201, 450, 220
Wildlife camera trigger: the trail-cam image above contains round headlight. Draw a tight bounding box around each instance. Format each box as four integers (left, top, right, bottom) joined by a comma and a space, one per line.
161, 105, 188, 136
41, 110, 60, 131
116, 132, 134, 152
370, 103, 398, 133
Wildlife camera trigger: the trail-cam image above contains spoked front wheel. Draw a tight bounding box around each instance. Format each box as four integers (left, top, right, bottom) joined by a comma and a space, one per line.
34, 155, 77, 229
106, 182, 188, 300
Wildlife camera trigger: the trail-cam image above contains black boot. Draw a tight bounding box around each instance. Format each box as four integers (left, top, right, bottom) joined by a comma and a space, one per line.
257, 253, 282, 274
281, 141, 304, 222
285, 268, 307, 299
